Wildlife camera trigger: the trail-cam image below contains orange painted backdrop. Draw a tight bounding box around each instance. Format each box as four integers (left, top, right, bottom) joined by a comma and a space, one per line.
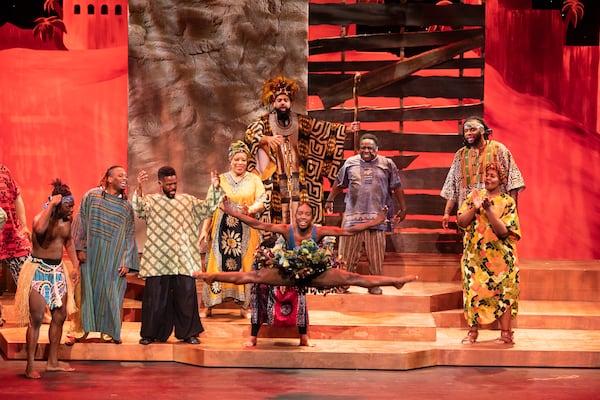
1, 1, 598, 259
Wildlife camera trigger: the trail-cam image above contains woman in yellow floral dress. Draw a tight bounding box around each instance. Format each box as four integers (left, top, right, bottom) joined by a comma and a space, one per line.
201, 141, 267, 317
457, 162, 521, 345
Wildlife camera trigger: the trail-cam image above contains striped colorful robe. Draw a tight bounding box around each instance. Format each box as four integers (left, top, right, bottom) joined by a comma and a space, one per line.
72, 187, 139, 341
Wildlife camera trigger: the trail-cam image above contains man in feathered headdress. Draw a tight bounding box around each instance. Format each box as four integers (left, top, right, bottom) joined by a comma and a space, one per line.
244, 76, 359, 225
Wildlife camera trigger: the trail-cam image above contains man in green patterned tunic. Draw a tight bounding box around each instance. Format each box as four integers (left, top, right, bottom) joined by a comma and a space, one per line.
133, 166, 223, 345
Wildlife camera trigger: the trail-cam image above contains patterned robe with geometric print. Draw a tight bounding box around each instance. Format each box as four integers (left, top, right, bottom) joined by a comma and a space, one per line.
244, 112, 347, 225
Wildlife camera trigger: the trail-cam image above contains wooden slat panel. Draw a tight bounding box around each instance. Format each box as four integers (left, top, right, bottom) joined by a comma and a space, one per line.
343, 131, 464, 153
307, 1, 484, 256
402, 169, 451, 191
391, 155, 419, 170
309, 103, 484, 123
308, 58, 484, 73
318, 35, 484, 108
386, 232, 462, 253
397, 220, 458, 231
310, 29, 484, 55
309, 3, 484, 27
310, 75, 483, 99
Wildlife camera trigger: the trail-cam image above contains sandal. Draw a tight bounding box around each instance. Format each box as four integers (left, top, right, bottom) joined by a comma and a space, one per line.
65, 332, 88, 346
496, 329, 514, 344
461, 327, 479, 344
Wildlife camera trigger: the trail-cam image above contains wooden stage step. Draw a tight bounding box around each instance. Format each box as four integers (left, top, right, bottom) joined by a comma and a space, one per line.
1, 323, 599, 369
434, 300, 600, 330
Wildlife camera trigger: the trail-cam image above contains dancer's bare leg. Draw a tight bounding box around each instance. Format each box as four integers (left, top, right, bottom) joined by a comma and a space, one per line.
46, 295, 74, 373
311, 269, 418, 289
25, 291, 46, 379
195, 268, 293, 286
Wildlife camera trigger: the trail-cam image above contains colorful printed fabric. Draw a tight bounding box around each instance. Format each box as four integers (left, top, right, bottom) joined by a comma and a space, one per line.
203, 172, 266, 308
73, 187, 139, 341
458, 190, 521, 326
0, 165, 31, 260
335, 154, 401, 231
251, 284, 307, 328
0, 207, 6, 230
14, 257, 76, 326
441, 140, 526, 207
29, 259, 68, 310
244, 112, 347, 224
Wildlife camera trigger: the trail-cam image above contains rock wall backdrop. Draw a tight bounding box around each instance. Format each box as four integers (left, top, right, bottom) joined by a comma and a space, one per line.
128, 0, 307, 196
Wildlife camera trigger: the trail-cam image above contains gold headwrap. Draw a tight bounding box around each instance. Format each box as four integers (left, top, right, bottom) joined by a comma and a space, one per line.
227, 140, 250, 161
261, 76, 299, 106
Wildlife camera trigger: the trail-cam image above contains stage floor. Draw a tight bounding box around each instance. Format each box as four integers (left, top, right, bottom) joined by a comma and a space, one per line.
1, 358, 599, 400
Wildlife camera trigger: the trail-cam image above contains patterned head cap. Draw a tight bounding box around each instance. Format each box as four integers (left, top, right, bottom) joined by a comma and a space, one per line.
227, 140, 250, 161
261, 76, 299, 106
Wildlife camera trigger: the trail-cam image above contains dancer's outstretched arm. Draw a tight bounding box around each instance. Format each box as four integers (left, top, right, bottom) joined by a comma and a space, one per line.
315, 206, 388, 241
220, 196, 288, 236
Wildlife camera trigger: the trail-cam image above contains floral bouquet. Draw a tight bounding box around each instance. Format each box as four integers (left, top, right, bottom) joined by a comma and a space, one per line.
254, 236, 343, 294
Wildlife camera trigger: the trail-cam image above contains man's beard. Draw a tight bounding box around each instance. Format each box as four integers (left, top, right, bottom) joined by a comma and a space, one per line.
276, 107, 291, 122
465, 133, 483, 148
163, 189, 176, 199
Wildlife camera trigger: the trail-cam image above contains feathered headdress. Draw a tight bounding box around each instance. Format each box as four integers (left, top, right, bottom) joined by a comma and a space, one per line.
261, 76, 299, 106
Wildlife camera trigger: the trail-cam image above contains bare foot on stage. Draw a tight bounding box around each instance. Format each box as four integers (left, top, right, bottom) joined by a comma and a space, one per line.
25, 367, 41, 379
46, 361, 75, 373
243, 336, 257, 348
393, 275, 418, 289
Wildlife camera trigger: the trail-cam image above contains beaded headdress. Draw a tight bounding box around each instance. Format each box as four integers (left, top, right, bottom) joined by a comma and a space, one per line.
261, 76, 299, 106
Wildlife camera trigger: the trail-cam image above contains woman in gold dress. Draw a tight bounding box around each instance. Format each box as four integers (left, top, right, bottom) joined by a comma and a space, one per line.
201, 141, 267, 317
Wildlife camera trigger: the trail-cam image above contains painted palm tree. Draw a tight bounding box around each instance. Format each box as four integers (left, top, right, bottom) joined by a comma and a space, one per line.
562, 0, 585, 29
33, 16, 66, 43
32, 0, 67, 49
44, 0, 64, 19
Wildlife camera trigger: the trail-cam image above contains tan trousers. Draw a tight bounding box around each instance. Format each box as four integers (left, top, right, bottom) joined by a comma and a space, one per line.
338, 230, 385, 276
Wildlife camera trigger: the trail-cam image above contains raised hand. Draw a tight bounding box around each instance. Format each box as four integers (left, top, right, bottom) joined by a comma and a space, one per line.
48, 194, 63, 207
210, 170, 220, 189
220, 195, 234, 214
137, 170, 149, 186
471, 190, 483, 210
